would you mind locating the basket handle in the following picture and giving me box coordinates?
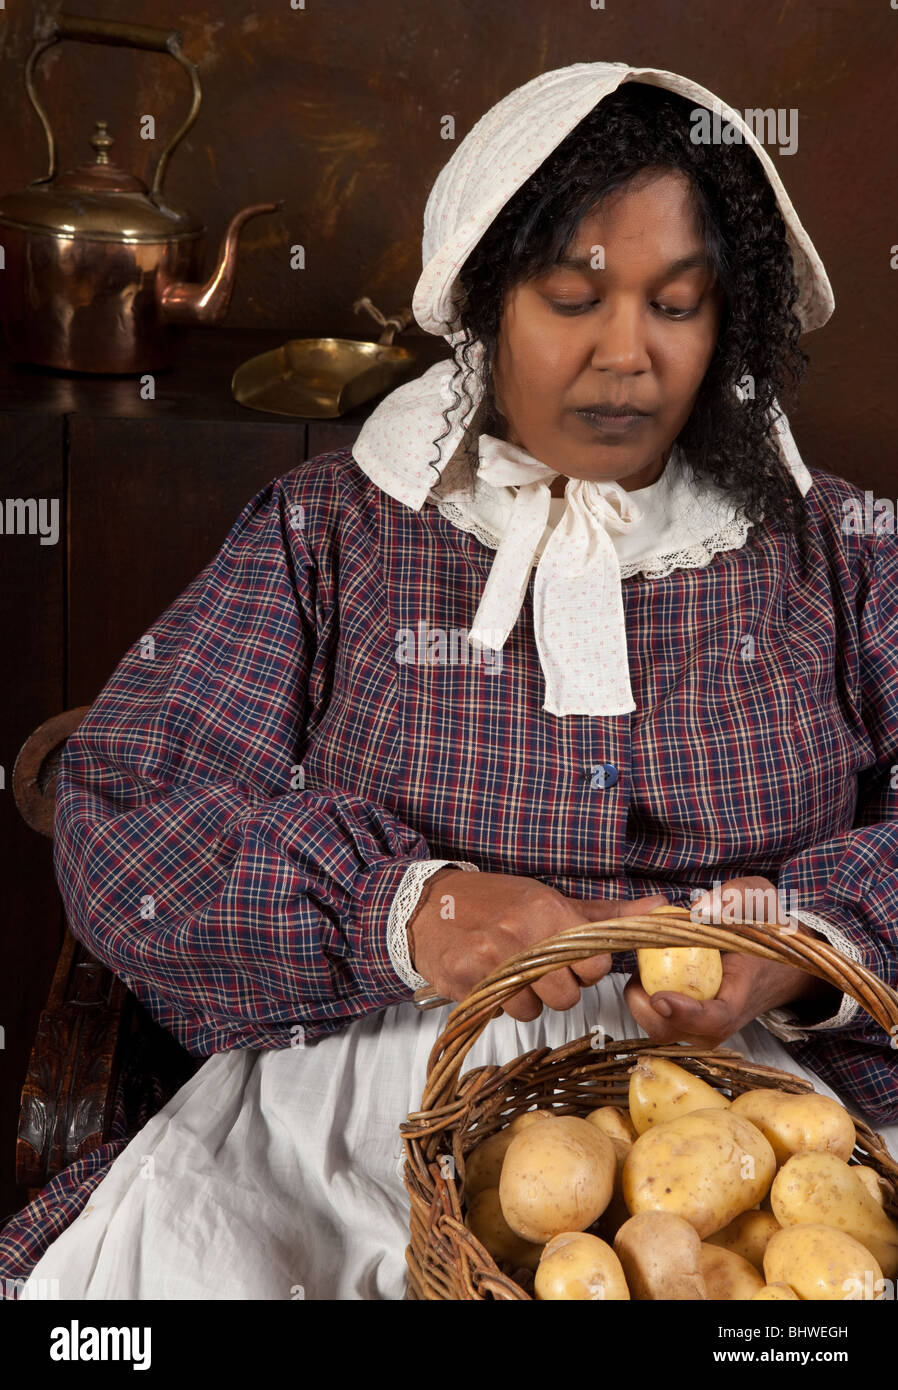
[417,908,898,1113]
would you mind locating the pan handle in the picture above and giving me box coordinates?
[353,298,414,345]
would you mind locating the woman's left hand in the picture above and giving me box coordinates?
[623,876,837,1047]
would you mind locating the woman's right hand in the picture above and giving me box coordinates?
[406,868,668,1022]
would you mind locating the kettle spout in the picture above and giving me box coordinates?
[158,200,285,325]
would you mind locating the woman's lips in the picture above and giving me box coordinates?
[575,408,650,435]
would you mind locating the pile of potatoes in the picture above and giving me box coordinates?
[461,1054,898,1300]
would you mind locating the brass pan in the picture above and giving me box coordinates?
[231,300,416,418]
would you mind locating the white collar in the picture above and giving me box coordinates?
[437,442,748,577]
[424,435,765,717]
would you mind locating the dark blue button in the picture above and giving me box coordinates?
[588,763,619,790]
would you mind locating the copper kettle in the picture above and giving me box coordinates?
[0,14,284,374]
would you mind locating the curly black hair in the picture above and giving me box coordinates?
[427,81,812,568]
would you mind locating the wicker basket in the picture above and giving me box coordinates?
[400,907,898,1300]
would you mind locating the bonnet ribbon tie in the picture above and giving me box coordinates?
[468,433,645,716]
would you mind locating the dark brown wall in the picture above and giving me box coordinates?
[1,2,896,486]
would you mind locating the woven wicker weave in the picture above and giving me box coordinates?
[400,907,898,1300]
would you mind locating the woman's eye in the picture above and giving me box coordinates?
[657,304,698,319]
[548,300,698,319]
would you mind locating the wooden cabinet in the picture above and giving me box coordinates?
[0,324,447,1220]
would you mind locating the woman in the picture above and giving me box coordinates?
[4,62,897,1299]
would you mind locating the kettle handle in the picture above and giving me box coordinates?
[25,13,202,199]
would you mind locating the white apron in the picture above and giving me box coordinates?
[24,973,898,1300]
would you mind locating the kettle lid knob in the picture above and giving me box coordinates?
[55,121,148,194]
[89,120,114,165]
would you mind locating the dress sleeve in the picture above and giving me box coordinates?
[52,478,469,1055]
[757,530,898,1122]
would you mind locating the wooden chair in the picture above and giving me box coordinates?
[13,708,199,1201]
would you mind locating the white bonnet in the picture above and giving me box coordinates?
[353,61,833,509]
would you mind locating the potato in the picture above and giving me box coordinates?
[585,1111,633,1233]
[464,1112,556,1199]
[464,1129,515,1198]
[628,1056,729,1135]
[853,1165,887,1207]
[590,1134,633,1244]
[764,1223,884,1301]
[700,1243,765,1300]
[730,1088,788,1132]
[584,1113,632,1182]
[622,1108,776,1238]
[508,1109,556,1133]
[771,1151,898,1278]
[586,1105,637,1146]
[751,1282,799,1301]
[499,1115,616,1244]
[706,1210,781,1271]
[534,1232,630,1300]
[614,1211,707,1300]
[464,1188,544,1271]
[605,1135,632,1176]
[637,946,722,1002]
[730,1089,856,1166]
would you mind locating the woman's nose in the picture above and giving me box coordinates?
[588,300,652,373]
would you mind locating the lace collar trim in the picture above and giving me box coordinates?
[426,450,754,580]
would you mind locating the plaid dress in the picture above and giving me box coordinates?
[3,445,897,1289]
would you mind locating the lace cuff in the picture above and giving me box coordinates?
[387,859,481,989]
[756,909,864,1042]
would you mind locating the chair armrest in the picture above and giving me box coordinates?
[16,930,131,1191]
[12,706,91,838]
[12,704,200,1197]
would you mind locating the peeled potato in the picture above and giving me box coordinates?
[637,946,722,1001]
[706,1210,781,1271]
[752,1282,800,1301]
[731,1089,856,1166]
[700,1243,765,1300]
[614,1211,707,1300]
[771,1151,898,1278]
[586,1105,637,1146]
[622,1109,776,1238]
[499,1115,616,1244]
[464,1187,544,1271]
[628,1056,730,1135]
[534,1232,630,1300]
[764,1223,884,1301]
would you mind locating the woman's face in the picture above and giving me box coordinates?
[491,168,724,498]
